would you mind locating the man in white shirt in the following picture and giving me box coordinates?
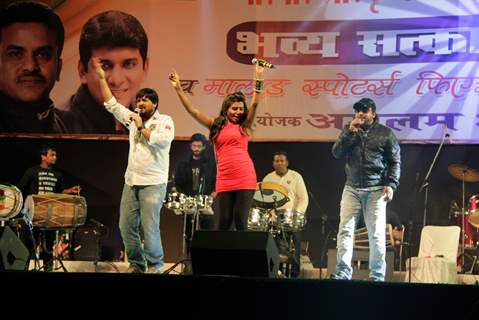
[262,151,308,277]
[91,57,174,273]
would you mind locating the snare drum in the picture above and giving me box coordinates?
[277,209,306,232]
[0,183,23,220]
[24,193,87,229]
[248,207,269,231]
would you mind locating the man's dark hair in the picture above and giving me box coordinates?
[136,88,158,105]
[40,145,56,157]
[273,151,288,159]
[191,133,207,145]
[79,10,148,69]
[0,1,65,58]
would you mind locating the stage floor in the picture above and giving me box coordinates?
[32,260,479,285]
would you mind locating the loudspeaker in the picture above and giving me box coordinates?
[191,231,279,277]
[0,225,30,270]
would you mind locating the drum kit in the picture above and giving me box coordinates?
[249,182,306,233]
[164,187,214,266]
[447,164,479,272]
[0,183,87,271]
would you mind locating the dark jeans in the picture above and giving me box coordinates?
[216,190,255,231]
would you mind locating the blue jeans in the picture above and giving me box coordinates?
[119,184,166,270]
[334,185,387,281]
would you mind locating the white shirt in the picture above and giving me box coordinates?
[262,169,309,213]
[104,97,174,186]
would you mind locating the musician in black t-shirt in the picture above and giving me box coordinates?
[18,145,80,271]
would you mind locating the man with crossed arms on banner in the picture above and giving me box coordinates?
[91,57,174,274]
[262,151,308,278]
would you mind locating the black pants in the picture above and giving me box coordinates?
[216,190,254,231]
[34,228,55,271]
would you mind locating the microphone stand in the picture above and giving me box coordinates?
[419,132,447,227]
[307,190,328,279]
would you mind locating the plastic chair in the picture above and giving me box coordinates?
[405,225,460,284]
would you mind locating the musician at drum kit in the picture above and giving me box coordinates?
[92,57,174,274]
[262,151,308,278]
[330,98,401,282]
[17,145,81,271]
[173,133,217,252]
[169,62,266,231]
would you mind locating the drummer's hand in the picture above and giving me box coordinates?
[64,185,81,195]
[210,191,217,199]
[383,186,393,202]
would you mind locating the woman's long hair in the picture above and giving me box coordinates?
[209,92,247,141]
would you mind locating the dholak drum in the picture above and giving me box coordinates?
[23,193,87,229]
[0,183,23,220]
[277,208,306,232]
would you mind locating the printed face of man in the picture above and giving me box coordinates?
[80,47,148,107]
[0,22,62,104]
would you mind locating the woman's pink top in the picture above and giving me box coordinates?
[214,122,257,192]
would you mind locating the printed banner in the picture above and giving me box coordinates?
[0,0,477,143]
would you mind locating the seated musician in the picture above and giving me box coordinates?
[17,145,81,271]
[262,151,309,278]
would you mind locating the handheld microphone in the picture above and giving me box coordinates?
[251,58,274,69]
[134,108,140,114]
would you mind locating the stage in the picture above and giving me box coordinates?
[3,267,479,319]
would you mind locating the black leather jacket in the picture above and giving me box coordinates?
[332,120,401,191]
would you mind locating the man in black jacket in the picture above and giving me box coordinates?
[330,98,401,281]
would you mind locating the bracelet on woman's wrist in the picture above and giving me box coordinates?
[254,79,264,93]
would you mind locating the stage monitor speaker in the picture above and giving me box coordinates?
[0,225,30,271]
[190,231,279,278]
[72,226,99,261]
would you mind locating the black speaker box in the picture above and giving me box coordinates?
[190,231,279,278]
[0,225,30,271]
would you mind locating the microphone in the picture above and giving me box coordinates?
[134,108,140,114]
[444,126,453,144]
[251,58,274,69]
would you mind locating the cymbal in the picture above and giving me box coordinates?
[448,164,479,182]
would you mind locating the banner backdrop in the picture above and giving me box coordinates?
[36,0,479,142]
